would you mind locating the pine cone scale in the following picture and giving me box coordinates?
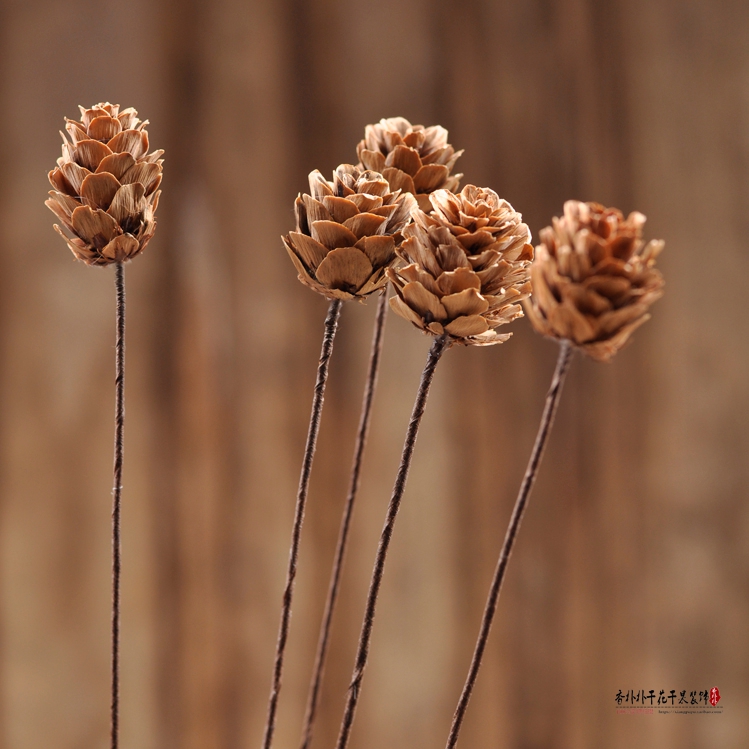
[357,268,388,297]
[44,194,75,228]
[107,130,148,159]
[60,162,90,193]
[74,140,113,171]
[302,194,331,223]
[288,232,328,270]
[108,184,146,226]
[387,145,421,174]
[88,115,122,141]
[96,152,135,180]
[322,195,359,223]
[401,281,448,322]
[71,206,119,249]
[561,283,611,315]
[310,220,358,249]
[399,263,440,294]
[80,172,120,210]
[356,235,395,267]
[413,164,449,193]
[315,247,373,292]
[382,167,415,194]
[65,121,89,144]
[344,213,387,239]
[442,287,489,317]
[348,193,383,212]
[359,149,387,173]
[120,161,158,189]
[102,234,139,262]
[444,314,489,337]
[598,304,648,336]
[436,267,481,295]
[389,294,425,327]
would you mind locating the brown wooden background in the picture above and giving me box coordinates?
[0,0,747,747]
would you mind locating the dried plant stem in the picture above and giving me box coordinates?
[300,290,389,749]
[262,298,343,749]
[336,334,450,749]
[111,262,125,749]
[445,340,574,749]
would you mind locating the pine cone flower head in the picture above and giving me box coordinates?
[46,102,163,265]
[283,164,417,301]
[387,185,533,346]
[357,117,463,213]
[525,200,665,362]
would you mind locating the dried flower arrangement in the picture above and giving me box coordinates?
[45,109,663,749]
[270,118,664,749]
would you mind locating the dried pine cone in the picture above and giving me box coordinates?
[46,102,163,265]
[357,117,462,213]
[525,200,664,361]
[387,186,533,346]
[283,164,417,301]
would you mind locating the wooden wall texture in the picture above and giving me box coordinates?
[0,0,747,747]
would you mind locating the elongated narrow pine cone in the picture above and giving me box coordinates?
[356,117,462,213]
[525,200,665,362]
[46,102,163,266]
[283,165,417,301]
[387,186,533,346]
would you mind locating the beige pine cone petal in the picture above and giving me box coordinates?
[284,164,417,301]
[356,117,463,213]
[525,200,664,361]
[46,102,163,266]
[388,185,532,346]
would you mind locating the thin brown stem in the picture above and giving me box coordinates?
[445,340,574,749]
[111,262,125,749]
[300,290,389,749]
[336,334,450,749]
[262,298,343,749]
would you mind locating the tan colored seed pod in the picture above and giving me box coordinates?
[356,117,463,213]
[46,102,163,266]
[525,200,664,362]
[283,164,417,301]
[387,185,533,346]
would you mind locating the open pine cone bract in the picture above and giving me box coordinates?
[525,200,664,361]
[357,117,462,213]
[283,164,417,301]
[387,186,533,345]
[46,102,163,265]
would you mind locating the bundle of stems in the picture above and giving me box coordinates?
[266,160,664,749]
[46,108,664,749]
[262,298,342,749]
[445,341,573,748]
[300,290,389,749]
